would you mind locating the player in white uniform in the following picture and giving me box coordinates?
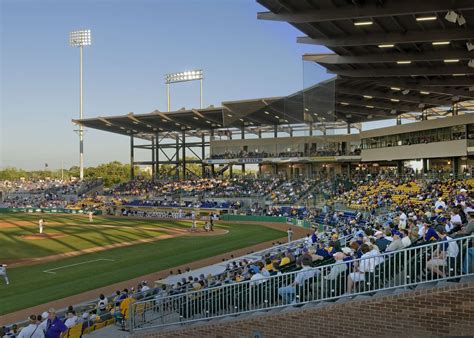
[39,219,44,234]
[0,264,9,285]
[88,211,93,223]
[191,212,197,231]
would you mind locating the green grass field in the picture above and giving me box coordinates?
[0,213,284,315]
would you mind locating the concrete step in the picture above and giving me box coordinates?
[372,289,395,298]
[302,301,322,309]
[460,275,474,283]
[335,297,351,304]
[392,288,410,296]
[266,307,284,315]
[436,280,459,288]
[415,282,438,290]
[354,295,372,301]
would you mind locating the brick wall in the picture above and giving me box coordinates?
[136,281,474,338]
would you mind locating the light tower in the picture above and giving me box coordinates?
[165,70,204,111]
[69,29,91,180]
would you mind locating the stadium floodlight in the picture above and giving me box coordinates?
[353,20,373,26]
[416,15,437,21]
[69,29,92,181]
[164,70,203,111]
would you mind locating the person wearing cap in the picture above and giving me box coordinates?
[423,221,440,242]
[278,256,315,304]
[454,188,468,207]
[37,312,49,333]
[44,308,67,338]
[0,264,9,285]
[17,315,44,338]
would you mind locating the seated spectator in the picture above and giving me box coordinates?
[374,230,391,252]
[346,244,382,294]
[323,252,347,281]
[426,226,459,278]
[278,257,316,304]
[64,311,78,328]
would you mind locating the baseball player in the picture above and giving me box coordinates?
[39,219,44,234]
[88,211,94,223]
[191,211,197,231]
[0,264,9,285]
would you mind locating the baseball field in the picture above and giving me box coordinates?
[0,213,286,316]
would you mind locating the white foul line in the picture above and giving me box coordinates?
[43,258,115,274]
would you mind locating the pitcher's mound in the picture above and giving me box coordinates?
[21,233,67,240]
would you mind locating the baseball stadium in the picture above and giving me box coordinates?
[1,0,474,337]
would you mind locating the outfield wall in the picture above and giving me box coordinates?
[220,214,287,223]
[0,207,102,215]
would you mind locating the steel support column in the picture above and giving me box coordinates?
[130,135,135,179]
[210,129,215,177]
[151,137,156,179]
[241,127,245,174]
[422,158,428,173]
[182,131,186,179]
[175,134,180,178]
[155,132,160,180]
[453,157,459,174]
[201,134,206,177]
[397,160,403,175]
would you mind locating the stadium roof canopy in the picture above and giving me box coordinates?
[257,0,474,122]
[73,83,357,139]
[76,0,474,139]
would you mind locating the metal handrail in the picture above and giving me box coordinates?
[129,234,474,333]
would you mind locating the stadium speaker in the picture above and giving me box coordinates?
[444,10,458,23]
[457,14,466,26]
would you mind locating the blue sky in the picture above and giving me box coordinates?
[1,0,386,170]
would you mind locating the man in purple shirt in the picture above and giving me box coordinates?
[45,308,68,338]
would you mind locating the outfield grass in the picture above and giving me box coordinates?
[0,214,284,315]
[0,214,190,260]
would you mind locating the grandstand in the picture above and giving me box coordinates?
[2,1,474,337]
